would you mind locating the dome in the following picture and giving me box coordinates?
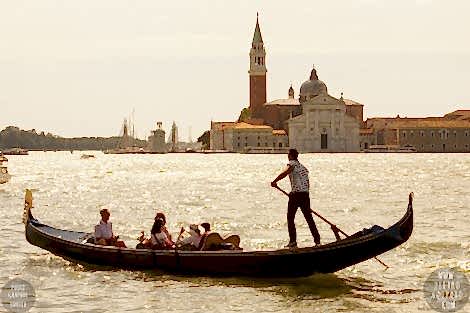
[299,80,327,98]
[299,67,328,102]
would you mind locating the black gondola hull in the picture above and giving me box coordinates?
[24,200,413,277]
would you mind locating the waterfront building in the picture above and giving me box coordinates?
[363,111,470,152]
[210,121,288,152]
[287,67,361,152]
[168,121,179,152]
[147,122,167,153]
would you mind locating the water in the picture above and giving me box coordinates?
[1,152,469,312]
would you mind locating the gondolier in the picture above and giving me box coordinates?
[271,148,321,248]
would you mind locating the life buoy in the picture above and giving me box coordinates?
[1,168,7,174]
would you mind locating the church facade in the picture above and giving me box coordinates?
[287,68,360,152]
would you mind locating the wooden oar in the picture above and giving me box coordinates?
[273,185,389,269]
[173,227,185,250]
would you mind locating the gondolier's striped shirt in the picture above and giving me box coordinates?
[288,160,310,193]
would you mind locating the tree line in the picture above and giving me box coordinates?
[0,126,146,151]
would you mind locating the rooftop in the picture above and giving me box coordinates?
[233,122,272,130]
[265,98,300,106]
[343,99,364,106]
[387,119,470,129]
[211,122,237,130]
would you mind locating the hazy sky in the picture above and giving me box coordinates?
[1,0,469,139]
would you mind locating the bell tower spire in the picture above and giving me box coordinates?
[248,13,267,118]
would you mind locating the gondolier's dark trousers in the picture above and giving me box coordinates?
[287,192,321,244]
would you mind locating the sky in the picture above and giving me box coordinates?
[1,0,469,140]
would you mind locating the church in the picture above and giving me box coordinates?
[211,15,362,153]
[287,67,360,152]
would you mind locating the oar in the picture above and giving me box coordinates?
[173,227,185,251]
[273,185,389,269]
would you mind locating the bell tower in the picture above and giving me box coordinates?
[248,13,267,118]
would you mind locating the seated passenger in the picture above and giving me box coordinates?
[150,218,174,249]
[136,212,173,249]
[198,222,212,250]
[136,230,151,249]
[177,224,202,250]
[94,209,126,248]
[155,212,172,241]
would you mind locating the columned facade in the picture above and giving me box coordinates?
[287,68,360,152]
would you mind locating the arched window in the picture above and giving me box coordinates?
[279,143,283,148]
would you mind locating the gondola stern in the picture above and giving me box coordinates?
[400,192,414,242]
[387,192,414,244]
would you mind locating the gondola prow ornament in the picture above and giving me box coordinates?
[23,189,33,225]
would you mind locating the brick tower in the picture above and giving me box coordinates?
[248,13,267,119]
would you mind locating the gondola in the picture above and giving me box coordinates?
[23,191,413,277]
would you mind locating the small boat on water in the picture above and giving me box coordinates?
[2,148,29,155]
[80,154,95,159]
[0,154,11,184]
[363,145,417,153]
[23,191,413,277]
[104,147,148,154]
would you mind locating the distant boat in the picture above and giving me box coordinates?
[80,154,95,159]
[2,148,29,155]
[241,147,290,154]
[363,145,417,153]
[0,153,11,184]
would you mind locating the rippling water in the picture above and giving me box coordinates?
[1,152,469,312]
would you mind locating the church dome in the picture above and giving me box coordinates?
[299,67,328,102]
[299,80,327,97]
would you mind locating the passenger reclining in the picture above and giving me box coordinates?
[197,223,242,251]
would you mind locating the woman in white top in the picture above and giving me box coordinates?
[150,218,174,249]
